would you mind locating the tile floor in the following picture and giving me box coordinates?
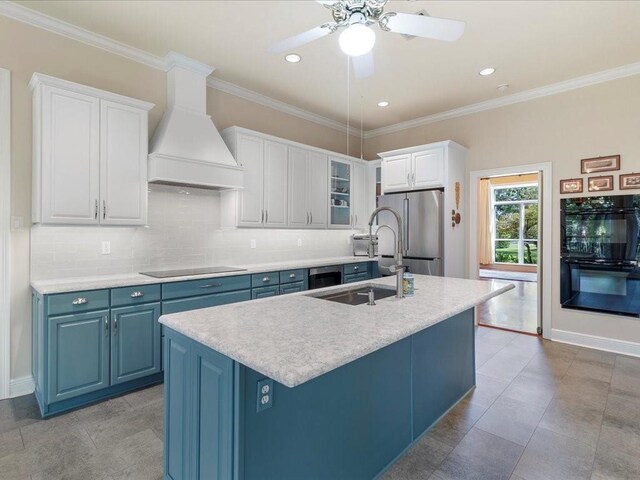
[1,327,640,479]
[477,279,538,334]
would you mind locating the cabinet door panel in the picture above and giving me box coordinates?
[263,141,288,227]
[100,100,148,225]
[237,134,264,226]
[288,147,310,227]
[309,152,328,227]
[382,154,411,193]
[251,286,279,299]
[412,149,444,188]
[352,162,370,228]
[329,158,351,228]
[47,310,109,403]
[41,86,100,224]
[111,303,161,385]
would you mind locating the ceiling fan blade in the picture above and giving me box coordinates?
[385,12,465,42]
[351,52,374,79]
[269,25,332,53]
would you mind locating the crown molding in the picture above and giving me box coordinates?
[0,1,359,137]
[165,51,214,76]
[208,77,362,137]
[4,1,640,141]
[364,61,640,138]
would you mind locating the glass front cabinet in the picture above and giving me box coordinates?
[329,158,352,228]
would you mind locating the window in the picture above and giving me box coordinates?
[492,185,538,264]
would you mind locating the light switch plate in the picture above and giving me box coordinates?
[297,238,302,247]
[101,241,111,255]
[10,216,23,230]
[256,378,274,412]
[250,239,257,249]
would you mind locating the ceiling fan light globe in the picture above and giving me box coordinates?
[339,23,376,56]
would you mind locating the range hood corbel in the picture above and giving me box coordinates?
[148,52,243,190]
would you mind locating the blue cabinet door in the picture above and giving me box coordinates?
[111,303,161,385]
[279,281,305,295]
[47,310,110,404]
[251,285,279,299]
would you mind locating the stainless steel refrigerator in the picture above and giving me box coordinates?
[376,189,444,276]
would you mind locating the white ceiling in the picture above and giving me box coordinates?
[15,0,640,131]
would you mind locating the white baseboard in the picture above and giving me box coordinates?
[551,329,640,358]
[9,375,35,398]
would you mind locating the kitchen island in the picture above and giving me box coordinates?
[160,275,513,480]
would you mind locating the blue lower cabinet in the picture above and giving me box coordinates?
[47,310,110,404]
[343,272,370,284]
[111,303,161,385]
[164,329,234,480]
[279,281,305,295]
[162,290,251,315]
[251,285,279,299]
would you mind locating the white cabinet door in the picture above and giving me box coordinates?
[308,152,328,228]
[381,154,411,193]
[236,134,264,227]
[412,148,444,189]
[41,85,100,224]
[99,100,148,225]
[352,162,369,228]
[263,141,288,227]
[288,147,310,227]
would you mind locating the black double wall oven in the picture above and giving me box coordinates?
[561,194,640,317]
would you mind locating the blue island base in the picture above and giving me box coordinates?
[164,309,475,480]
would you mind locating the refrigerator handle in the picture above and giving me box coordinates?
[403,197,409,255]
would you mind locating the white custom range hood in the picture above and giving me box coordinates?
[148,53,242,190]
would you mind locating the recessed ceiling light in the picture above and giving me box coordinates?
[497,84,509,92]
[377,101,389,107]
[479,67,496,76]
[285,53,301,63]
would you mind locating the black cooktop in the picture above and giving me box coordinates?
[139,266,247,278]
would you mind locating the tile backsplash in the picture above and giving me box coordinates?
[31,184,359,280]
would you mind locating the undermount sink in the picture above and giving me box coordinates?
[311,286,397,306]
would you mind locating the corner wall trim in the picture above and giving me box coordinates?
[9,375,35,398]
[0,67,11,400]
[552,329,640,358]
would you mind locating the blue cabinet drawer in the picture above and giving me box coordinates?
[343,272,370,284]
[47,289,110,316]
[252,286,280,299]
[162,290,251,315]
[343,263,368,276]
[279,281,305,295]
[111,284,161,307]
[162,275,251,300]
[279,269,306,284]
[251,272,279,288]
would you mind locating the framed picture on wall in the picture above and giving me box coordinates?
[560,178,583,194]
[581,155,620,174]
[620,173,640,190]
[588,175,614,192]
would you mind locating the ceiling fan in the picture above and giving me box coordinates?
[269,0,465,78]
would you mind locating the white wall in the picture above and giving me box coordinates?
[31,184,357,281]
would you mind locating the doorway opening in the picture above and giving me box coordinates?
[472,168,547,335]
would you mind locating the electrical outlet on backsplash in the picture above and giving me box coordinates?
[30,184,359,280]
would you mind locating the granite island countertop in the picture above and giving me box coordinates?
[159,275,514,388]
[31,256,374,294]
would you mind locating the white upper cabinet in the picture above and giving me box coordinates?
[308,152,328,228]
[381,154,412,193]
[287,148,328,229]
[30,74,154,225]
[380,147,445,193]
[351,162,370,228]
[263,141,288,227]
[221,132,288,228]
[329,158,352,229]
[99,100,148,225]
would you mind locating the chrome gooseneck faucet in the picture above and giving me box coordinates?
[368,207,405,298]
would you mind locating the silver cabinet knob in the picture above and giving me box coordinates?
[289,273,296,279]
[354,266,359,271]
[130,291,144,298]
[72,297,88,305]
[262,276,270,282]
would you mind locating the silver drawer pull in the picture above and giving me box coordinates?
[289,273,296,279]
[130,291,144,298]
[72,297,88,305]
[262,276,270,282]
[200,283,222,289]
[354,266,359,271]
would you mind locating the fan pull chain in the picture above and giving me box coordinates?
[346,55,350,156]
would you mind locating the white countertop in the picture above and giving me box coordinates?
[159,275,514,388]
[31,256,374,294]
